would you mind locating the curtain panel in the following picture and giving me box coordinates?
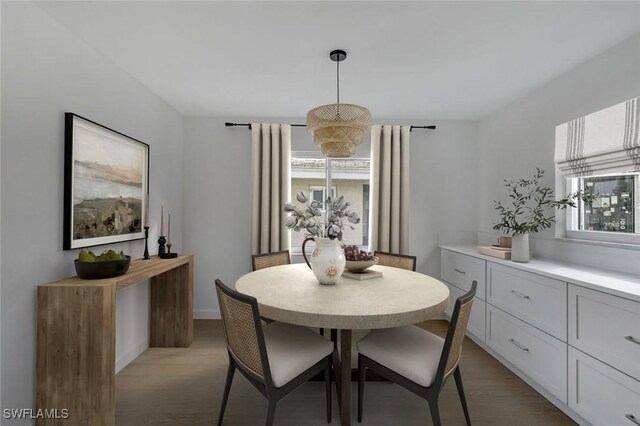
[369,125,411,254]
[555,96,639,178]
[250,123,291,255]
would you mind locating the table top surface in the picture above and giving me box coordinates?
[235,264,450,330]
[39,254,193,290]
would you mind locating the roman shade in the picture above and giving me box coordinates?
[554,96,639,178]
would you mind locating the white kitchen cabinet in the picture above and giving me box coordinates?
[440,245,640,426]
[568,347,640,426]
[487,305,567,403]
[568,284,640,381]
[442,250,486,300]
[488,262,567,341]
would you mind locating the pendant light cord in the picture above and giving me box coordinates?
[336,56,340,116]
[336,59,340,105]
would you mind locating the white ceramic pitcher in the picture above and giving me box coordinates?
[302,237,346,285]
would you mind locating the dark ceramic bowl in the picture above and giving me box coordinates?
[74,256,131,280]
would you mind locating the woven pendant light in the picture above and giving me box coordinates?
[306,50,371,158]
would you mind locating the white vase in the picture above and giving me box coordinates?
[302,237,345,285]
[511,233,530,263]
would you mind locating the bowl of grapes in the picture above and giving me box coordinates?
[343,245,378,272]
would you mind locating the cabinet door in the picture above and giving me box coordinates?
[444,282,486,342]
[487,306,567,403]
[568,347,640,426]
[442,250,486,300]
[568,285,640,381]
[488,263,566,341]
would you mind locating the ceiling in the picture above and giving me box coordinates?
[37,1,640,120]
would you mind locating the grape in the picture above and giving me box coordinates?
[342,244,374,261]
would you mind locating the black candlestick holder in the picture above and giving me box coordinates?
[158,235,166,256]
[143,226,150,260]
[158,237,178,259]
[163,243,178,258]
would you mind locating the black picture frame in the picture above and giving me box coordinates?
[64,113,150,250]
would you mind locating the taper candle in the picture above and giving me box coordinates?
[168,213,171,245]
[144,193,149,225]
[160,205,164,235]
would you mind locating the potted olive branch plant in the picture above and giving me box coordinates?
[493,168,594,262]
[284,191,361,284]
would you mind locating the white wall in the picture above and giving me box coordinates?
[183,117,478,318]
[1,2,184,418]
[477,33,640,274]
[0,0,3,413]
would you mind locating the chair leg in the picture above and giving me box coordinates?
[325,359,332,423]
[454,366,472,425]
[427,396,442,426]
[218,361,235,426]
[357,354,366,423]
[265,398,277,426]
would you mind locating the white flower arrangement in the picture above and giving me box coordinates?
[283,191,361,240]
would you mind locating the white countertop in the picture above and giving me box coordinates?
[440,244,640,303]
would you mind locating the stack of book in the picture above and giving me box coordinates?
[342,270,383,280]
[477,245,512,260]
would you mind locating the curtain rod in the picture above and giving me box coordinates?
[225,122,436,131]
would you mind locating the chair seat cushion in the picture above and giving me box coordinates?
[264,322,333,388]
[357,325,444,387]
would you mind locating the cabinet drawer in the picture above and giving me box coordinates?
[568,285,640,381]
[487,263,567,341]
[442,250,486,300]
[487,306,567,403]
[569,347,640,426]
[444,282,486,342]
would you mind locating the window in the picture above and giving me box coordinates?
[309,186,336,204]
[554,97,640,246]
[564,172,640,245]
[290,153,371,251]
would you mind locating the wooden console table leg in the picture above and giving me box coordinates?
[36,283,116,426]
[150,260,194,347]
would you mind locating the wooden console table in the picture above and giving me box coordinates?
[36,254,194,425]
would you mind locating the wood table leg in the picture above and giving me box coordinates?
[150,261,194,347]
[339,329,352,426]
[330,329,340,402]
[36,283,116,426]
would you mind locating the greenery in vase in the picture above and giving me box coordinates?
[284,191,361,240]
[493,168,594,235]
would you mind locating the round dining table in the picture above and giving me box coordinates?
[235,263,450,426]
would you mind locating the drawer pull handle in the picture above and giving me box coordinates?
[454,268,466,275]
[510,290,530,300]
[626,414,640,425]
[508,338,530,352]
[625,336,640,346]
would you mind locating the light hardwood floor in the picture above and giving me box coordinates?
[116,320,576,425]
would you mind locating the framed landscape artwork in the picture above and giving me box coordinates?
[64,113,149,250]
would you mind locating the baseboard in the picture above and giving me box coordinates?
[194,309,220,319]
[116,339,148,374]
